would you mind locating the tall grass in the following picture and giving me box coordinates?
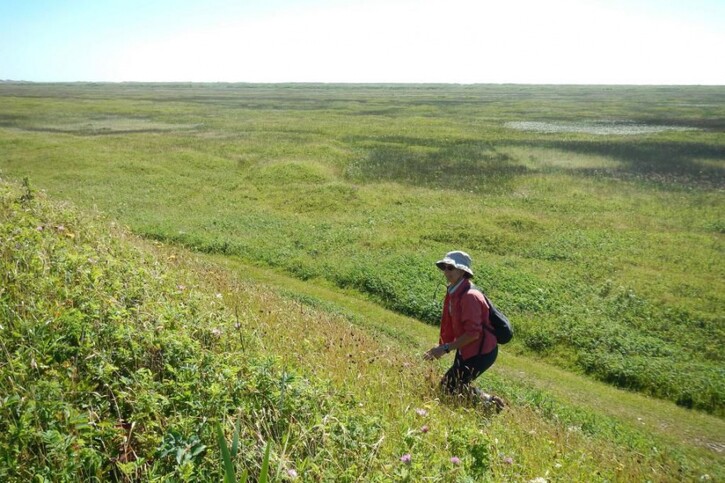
[0,180,381,480]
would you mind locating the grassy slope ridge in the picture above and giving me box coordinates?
[0,180,389,481]
[2,181,723,482]
[0,83,722,415]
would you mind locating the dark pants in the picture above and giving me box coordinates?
[441,346,498,396]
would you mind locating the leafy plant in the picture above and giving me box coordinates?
[158,430,207,467]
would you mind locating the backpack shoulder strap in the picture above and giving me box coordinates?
[466,283,492,355]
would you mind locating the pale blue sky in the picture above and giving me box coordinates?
[2,0,723,84]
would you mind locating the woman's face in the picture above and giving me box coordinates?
[441,265,464,285]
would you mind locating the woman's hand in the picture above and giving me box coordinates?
[423,345,446,361]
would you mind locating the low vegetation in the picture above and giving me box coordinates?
[2,176,723,481]
[0,83,722,415]
[0,180,387,480]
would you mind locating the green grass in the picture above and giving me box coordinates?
[0,82,723,417]
[0,180,391,481]
[2,178,723,481]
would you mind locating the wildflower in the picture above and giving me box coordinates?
[211,328,222,337]
[287,468,298,479]
[420,425,429,433]
[415,408,428,417]
[450,456,461,465]
[503,456,513,465]
[400,453,411,464]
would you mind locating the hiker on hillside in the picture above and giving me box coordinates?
[424,250,504,409]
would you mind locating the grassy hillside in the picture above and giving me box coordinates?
[2,178,724,481]
[0,179,391,481]
[0,83,723,416]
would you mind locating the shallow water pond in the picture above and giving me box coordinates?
[505,120,698,135]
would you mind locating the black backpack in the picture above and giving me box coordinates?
[469,284,513,345]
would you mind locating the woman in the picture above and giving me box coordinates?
[424,250,504,409]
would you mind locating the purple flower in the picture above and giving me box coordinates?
[400,453,412,464]
[420,425,429,433]
[450,456,461,465]
[287,468,298,479]
[415,408,428,417]
[503,456,514,465]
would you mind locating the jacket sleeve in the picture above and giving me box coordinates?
[460,292,485,337]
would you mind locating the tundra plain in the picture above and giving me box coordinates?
[1,83,723,481]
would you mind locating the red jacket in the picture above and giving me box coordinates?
[439,279,497,360]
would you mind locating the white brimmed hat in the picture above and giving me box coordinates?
[435,250,473,277]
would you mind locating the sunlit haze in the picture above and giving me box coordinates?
[2,0,723,84]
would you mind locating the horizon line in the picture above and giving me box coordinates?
[2,80,724,87]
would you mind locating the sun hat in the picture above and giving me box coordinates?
[435,250,474,277]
